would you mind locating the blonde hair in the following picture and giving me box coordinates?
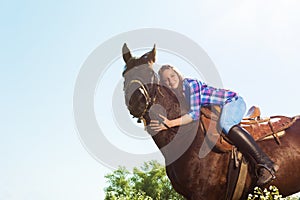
[158,65,184,93]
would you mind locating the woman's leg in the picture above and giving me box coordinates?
[219,96,278,186]
[219,96,246,134]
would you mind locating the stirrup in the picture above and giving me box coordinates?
[255,163,276,180]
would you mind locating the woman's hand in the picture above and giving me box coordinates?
[149,114,193,132]
[149,114,171,132]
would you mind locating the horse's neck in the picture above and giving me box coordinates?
[148,86,209,159]
[152,87,228,156]
[152,120,227,169]
[157,86,188,118]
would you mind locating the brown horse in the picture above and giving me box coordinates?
[121,43,300,200]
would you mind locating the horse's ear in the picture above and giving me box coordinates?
[122,43,132,64]
[148,44,156,63]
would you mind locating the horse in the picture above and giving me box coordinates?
[121,43,300,200]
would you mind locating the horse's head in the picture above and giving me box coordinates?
[122,43,158,122]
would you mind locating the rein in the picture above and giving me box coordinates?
[124,72,171,130]
[125,77,158,124]
[128,79,152,120]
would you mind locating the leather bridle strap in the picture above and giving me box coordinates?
[127,79,152,120]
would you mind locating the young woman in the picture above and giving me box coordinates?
[149,64,279,186]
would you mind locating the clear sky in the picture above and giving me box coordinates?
[1,1,300,199]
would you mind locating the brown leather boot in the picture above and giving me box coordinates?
[227,125,279,186]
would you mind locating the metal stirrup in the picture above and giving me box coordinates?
[255,163,276,180]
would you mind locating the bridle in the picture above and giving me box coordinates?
[124,72,159,124]
[127,79,152,120]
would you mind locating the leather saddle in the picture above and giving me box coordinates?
[200,105,296,152]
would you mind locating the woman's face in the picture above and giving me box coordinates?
[161,68,180,90]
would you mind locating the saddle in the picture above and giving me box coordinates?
[200,106,297,200]
[200,105,296,152]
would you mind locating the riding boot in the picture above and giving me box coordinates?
[227,125,279,186]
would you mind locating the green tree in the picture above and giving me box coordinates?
[104,160,185,200]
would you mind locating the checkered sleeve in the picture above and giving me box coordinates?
[184,78,237,121]
[185,79,201,121]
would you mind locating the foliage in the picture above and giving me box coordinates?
[104,160,185,200]
[104,163,300,200]
[247,186,299,200]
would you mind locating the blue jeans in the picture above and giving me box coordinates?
[219,96,246,134]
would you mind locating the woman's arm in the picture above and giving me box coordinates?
[186,79,201,121]
[149,114,193,132]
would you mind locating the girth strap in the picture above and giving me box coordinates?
[225,148,248,200]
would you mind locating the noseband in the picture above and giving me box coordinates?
[124,74,158,123]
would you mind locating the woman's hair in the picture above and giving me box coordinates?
[158,64,184,93]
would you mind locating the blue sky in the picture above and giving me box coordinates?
[1,1,300,199]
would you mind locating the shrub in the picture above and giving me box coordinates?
[247,186,299,200]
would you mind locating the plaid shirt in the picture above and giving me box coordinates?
[183,78,237,120]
